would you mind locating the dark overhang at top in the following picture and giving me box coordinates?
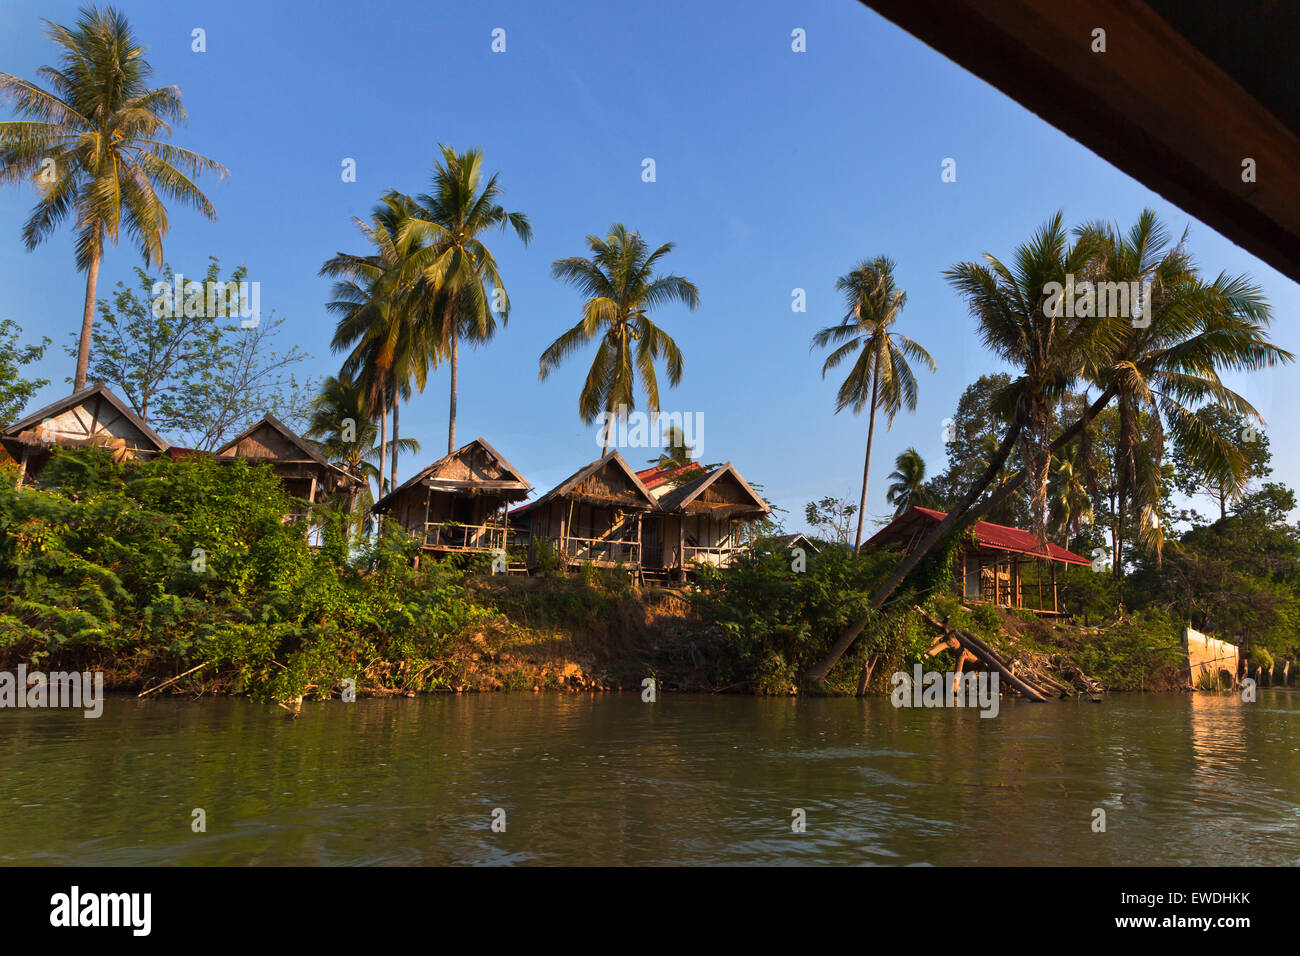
[859,0,1300,282]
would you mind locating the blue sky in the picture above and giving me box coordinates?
[2,0,1296,535]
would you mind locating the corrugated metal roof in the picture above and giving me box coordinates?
[872,506,1092,566]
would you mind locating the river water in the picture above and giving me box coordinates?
[2,691,1297,865]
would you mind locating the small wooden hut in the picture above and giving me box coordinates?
[214,415,361,519]
[512,451,656,570]
[1,385,169,485]
[371,437,531,556]
[863,505,1092,615]
[642,462,770,575]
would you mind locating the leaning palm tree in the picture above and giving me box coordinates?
[401,146,532,454]
[884,448,931,516]
[539,224,698,451]
[1075,210,1293,582]
[0,6,226,391]
[807,213,1109,684]
[812,256,935,550]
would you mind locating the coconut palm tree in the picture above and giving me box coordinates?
[884,447,930,516]
[1075,210,1293,583]
[400,146,531,454]
[0,6,226,391]
[812,256,935,550]
[304,373,420,519]
[807,214,1108,684]
[1047,448,1092,550]
[539,224,698,451]
[321,193,435,497]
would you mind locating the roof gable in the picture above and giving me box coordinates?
[2,384,168,453]
[656,463,769,517]
[516,451,657,514]
[373,436,531,513]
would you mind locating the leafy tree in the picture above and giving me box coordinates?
[1171,403,1272,524]
[0,5,226,391]
[804,496,857,547]
[0,319,50,424]
[69,257,315,449]
[540,224,697,451]
[811,256,935,549]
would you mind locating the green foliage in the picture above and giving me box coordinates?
[74,257,317,449]
[0,449,492,700]
[0,318,49,425]
[687,545,912,693]
[1074,609,1185,691]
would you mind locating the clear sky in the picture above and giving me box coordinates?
[2,0,1296,535]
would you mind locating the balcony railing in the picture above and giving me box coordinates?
[558,535,640,566]
[422,522,509,552]
[682,544,745,568]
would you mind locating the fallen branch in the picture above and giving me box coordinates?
[137,661,212,698]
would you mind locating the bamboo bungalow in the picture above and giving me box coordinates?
[639,462,770,576]
[512,451,656,570]
[214,415,361,519]
[864,505,1091,615]
[1,384,169,485]
[371,437,531,557]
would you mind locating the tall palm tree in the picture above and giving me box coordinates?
[539,223,698,451]
[884,447,931,516]
[807,214,1108,683]
[812,256,935,550]
[0,6,226,391]
[1076,210,1293,583]
[321,193,435,497]
[401,146,532,454]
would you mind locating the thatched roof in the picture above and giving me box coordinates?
[215,414,360,486]
[655,462,769,520]
[512,450,656,515]
[2,384,168,456]
[373,436,531,514]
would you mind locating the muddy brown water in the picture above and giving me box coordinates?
[2,691,1297,865]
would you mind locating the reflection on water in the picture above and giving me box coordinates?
[1,691,1297,865]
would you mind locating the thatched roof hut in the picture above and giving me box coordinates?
[372,437,530,554]
[2,385,168,484]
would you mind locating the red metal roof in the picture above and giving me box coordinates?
[871,506,1092,566]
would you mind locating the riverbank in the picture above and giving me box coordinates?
[0,448,1225,702]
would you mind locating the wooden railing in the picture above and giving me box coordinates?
[422,522,509,552]
[682,544,745,568]
[559,535,640,566]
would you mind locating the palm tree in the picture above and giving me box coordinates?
[321,193,435,497]
[305,373,419,531]
[401,146,532,454]
[0,6,226,391]
[812,256,935,550]
[885,448,931,516]
[807,214,1108,683]
[539,224,698,450]
[1047,448,1092,550]
[1075,210,1293,583]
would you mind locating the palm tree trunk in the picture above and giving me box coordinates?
[391,391,400,493]
[377,397,388,501]
[805,387,1115,685]
[73,245,102,392]
[447,331,458,454]
[853,377,880,551]
[602,401,614,454]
